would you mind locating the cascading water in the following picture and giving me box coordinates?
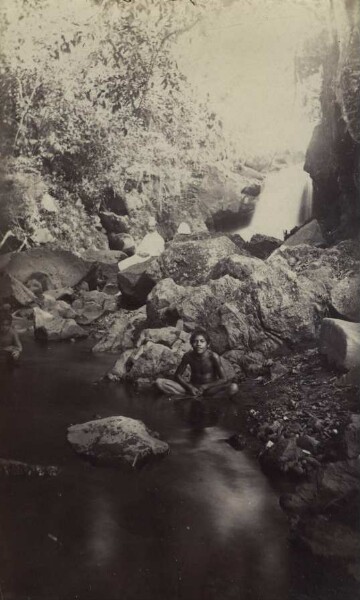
[238,163,313,241]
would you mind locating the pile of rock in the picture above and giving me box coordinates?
[0,248,122,342]
[247,349,359,478]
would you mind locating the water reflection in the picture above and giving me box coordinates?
[0,340,319,600]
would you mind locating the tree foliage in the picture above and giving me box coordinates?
[0,0,228,212]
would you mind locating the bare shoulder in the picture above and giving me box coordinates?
[210,350,221,363]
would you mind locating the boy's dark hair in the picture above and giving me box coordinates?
[190,327,210,346]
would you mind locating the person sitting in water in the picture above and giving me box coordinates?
[0,311,22,363]
[156,327,238,397]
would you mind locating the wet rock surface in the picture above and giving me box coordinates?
[67,416,169,467]
[0,458,59,478]
[33,307,88,341]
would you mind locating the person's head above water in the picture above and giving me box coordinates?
[190,327,210,354]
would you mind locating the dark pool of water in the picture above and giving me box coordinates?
[0,339,357,600]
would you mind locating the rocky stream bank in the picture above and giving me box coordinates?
[0,219,359,585]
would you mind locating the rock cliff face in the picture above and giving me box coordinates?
[305,0,360,240]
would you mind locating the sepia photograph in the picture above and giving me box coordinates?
[0,0,359,598]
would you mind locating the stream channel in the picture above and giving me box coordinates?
[0,338,356,600]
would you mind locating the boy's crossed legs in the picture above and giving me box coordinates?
[156,378,238,398]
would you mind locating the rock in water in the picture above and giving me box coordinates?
[33,307,87,341]
[71,290,118,325]
[126,341,179,381]
[344,415,360,459]
[0,458,59,478]
[319,318,360,370]
[67,416,169,467]
[92,307,147,353]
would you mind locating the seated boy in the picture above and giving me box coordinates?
[0,312,22,363]
[156,327,238,397]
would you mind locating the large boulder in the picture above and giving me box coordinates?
[0,272,37,307]
[283,219,325,247]
[330,274,360,321]
[156,196,208,241]
[269,240,359,279]
[241,183,261,197]
[42,294,77,319]
[246,234,281,259]
[280,459,360,573]
[0,248,90,289]
[319,318,360,370]
[72,290,118,325]
[92,307,147,353]
[107,349,135,380]
[33,307,87,341]
[196,163,262,229]
[136,325,190,349]
[108,233,135,255]
[212,255,327,350]
[67,416,169,468]
[281,459,360,516]
[81,249,127,286]
[117,256,163,306]
[148,250,329,356]
[260,436,304,476]
[159,234,240,285]
[99,211,130,234]
[268,240,360,307]
[127,342,179,381]
[107,328,191,382]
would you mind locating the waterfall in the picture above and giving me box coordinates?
[238,163,313,241]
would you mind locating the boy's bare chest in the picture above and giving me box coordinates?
[189,354,214,375]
